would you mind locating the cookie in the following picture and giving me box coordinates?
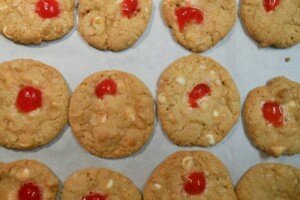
[243,77,300,157]
[0,0,74,45]
[236,163,300,200]
[144,151,237,199]
[69,70,155,158]
[157,54,240,147]
[78,0,152,51]
[0,159,60,200]
[61,168,142,200]
[162,0,237,52]
[240,0,300,48]
[0,59,70,149]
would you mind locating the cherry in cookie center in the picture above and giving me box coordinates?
[82,192,108,200]
[262,101,283,127]
[183,171,206,195]
[36,0,61,19]
[175,6,204,31]
[121,0,140,18]
[188,83,211,108]
[16,86,43,113]
[18,181,42,200]
[95,79,117,99]
[263,0,280,12]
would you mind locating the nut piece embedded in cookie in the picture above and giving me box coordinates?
[0,59,70,150]
[61,168,142,200]
[236,163,300,200]
[0,160,60,200]
[69,70,155,158]
[0,0,74,44]
[157,54,241,147]
[162,0,237,52]
[144,151,237,199]
[243,76,300,157]
[78,0,152,51]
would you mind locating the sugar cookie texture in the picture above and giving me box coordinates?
[243,77,300,157]
[0,0,74,44]
[157,54,241,147]
[69,70,155,158]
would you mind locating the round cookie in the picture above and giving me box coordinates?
[243,77,300,157]
[0,160,60,200]
[241,0,300,48]
[61,168,142,200]
[78,0,152,51]
[69,70,155,158]
[0,59,70,149]
[0,0,74,45]
[236,163,300,200]
[144,151,237,199]
[162,0,237,52]
[157,54,241,147]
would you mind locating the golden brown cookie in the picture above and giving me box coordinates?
[243,77,300,157]
[157,54,241,147]
[78,0,152,51]
[162,0,237,52]
[61,168,142,200]
[0,59,70,150]
[144,151,237,199]
[240,0,300,48]
[236,163,300,200]
[0,160,60,200]
[69,70,155,158]
[0,0,74,45]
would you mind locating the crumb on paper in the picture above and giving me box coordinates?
[285,57,291,62]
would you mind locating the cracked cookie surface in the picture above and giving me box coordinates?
[236,163,300,200]
[157,54,240,147]
[241,0,300,48]
[78,0,152,51]
[0,59,70,149]
[162,0,237,52]
[69,70,154,158]
[0,160,59,200]
[0,0,74,45]
[61,168,142,200]
[143,151,237,200]
[243,77,300,157]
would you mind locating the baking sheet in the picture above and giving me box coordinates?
[0,0,299,192]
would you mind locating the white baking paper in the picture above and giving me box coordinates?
[0,0,299,193]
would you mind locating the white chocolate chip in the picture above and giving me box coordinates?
[91,16,105,34]
[176,77,186,85]
[210,70,218,79]
[15,168,30,180]
[106,179,114,189]
[100,114,107,123]
[153,183,162,190]
[158,94,166,103]
[125,108,136,121]
[206,134,216,145]
[0,5,8,10]
[271,146,285,156]
[213,110,220,117]
[199,64,206,70]
[287,101,297,108]
[115,0,123,4]
[215,79,222,86]
[182,156,194,170]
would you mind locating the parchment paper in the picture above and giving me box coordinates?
[0,0,299,192]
